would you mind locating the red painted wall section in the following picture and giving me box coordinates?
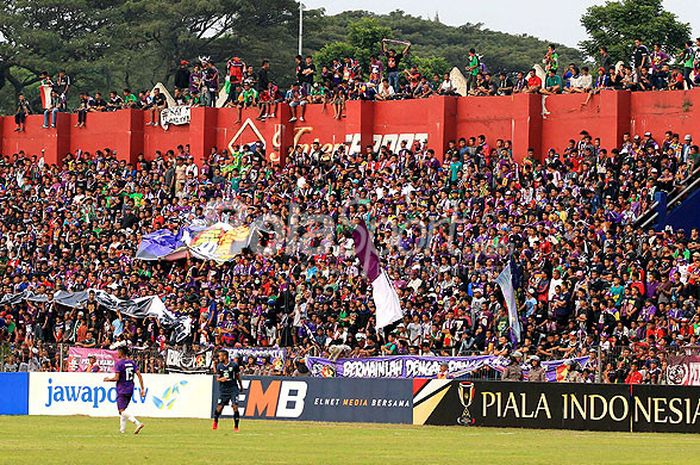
[2,91,700,166]
[631,90,699,140]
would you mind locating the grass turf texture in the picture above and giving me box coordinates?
[1,416,698,465]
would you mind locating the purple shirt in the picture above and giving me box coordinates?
[114,359,138,396]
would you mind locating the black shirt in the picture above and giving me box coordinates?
[386,53,403,73]
[634,45,650,69]
[256,68,269,92]
[217,361,240,391]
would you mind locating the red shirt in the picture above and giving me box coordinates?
[527,75,542,88]
[625,371,643,384]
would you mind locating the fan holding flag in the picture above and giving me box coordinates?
[351,219,404,331]
[495,255,522,345]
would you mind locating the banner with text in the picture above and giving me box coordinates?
[306,355,588,381]
[667,355,700,386]
[165,348,213,374]
[413,380,700,433]
[213,376,412,424]
[160,105,191,130]
[29,372,212,418]
[66,347,117,373]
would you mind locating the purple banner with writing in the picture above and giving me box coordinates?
[306,355,589,381]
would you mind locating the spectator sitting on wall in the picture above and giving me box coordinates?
[525,69,542,93]
[286,82,307,123]
[147,87,167,127]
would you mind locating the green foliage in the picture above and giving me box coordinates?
[579,0,691,63]
[0,4,585,112]
[408,55,451,79]
[314,42,362,70]
[348,18,392,51]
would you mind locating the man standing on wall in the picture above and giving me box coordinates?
[465,48,480,93]
[632,38,650,79]
[382,39,410,93]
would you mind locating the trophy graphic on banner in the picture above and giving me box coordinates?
[457,381,475,426]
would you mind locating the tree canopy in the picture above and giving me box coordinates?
[0,3,585,112]
[579,0,691,63]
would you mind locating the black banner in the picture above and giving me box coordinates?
[212,376,412,424]
[415,380,700,433]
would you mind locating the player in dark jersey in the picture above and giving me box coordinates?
[103,346,146,434]
[213,350,243,431]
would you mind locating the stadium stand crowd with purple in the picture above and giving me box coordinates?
[0,122,699,383]
[3,34,700,384]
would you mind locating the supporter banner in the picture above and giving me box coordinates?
[188,222,254,263]
[306,355,589,381]
[213,376,412,424]
[160,105,191,130]
[66,347,117,373]
[135,222,254,263]
[165,347,213,374]
[28,372,212,418]
[413,380,700,433]
[226,347,286,365]
[0,373,29,415]
[667,355,700,386]
[0,289,190,343]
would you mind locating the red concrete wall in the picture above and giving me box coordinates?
[3,91,700,166]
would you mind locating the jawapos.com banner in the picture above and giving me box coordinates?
[28,372,212,418]
[413,380,700,433]
[213,376,413,424]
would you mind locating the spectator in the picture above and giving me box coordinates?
[14,93,31,132]
[42,90,61,129]
[286,82,307,122]
[147,87,167,126]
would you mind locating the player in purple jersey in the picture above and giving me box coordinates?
[103,346,146,434]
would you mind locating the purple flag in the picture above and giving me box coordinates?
[352,220,403,330]
[352,220,380,281]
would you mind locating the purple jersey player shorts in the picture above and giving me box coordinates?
[117,394,132,411]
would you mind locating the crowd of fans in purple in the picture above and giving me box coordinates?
[0,122,699,383]
[4,37,700,382]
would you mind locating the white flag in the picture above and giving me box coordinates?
[371,270,404,330]
[496,262,520,342]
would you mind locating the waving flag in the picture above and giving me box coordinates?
[352,220,403,330]
[496,261,520,342]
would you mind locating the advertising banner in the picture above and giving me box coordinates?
[66,347,117,373]
[307,355,588,381]
[413,380,700,433]
[165,347,213,374]
[631,384,700,433]
[0,373,29,415]
[28,372,212,418]
[213,376,413,424]
[667,355,700,386]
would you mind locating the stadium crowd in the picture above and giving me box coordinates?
[0,122,699,383]
[14,37,700,132]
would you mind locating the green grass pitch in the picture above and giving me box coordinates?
[0,416,698,465]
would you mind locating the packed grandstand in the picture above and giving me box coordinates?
[2,36,700,387]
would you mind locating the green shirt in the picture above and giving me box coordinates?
[545,75,562,89]
[468,55,479,76]
[238,88,258,104]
